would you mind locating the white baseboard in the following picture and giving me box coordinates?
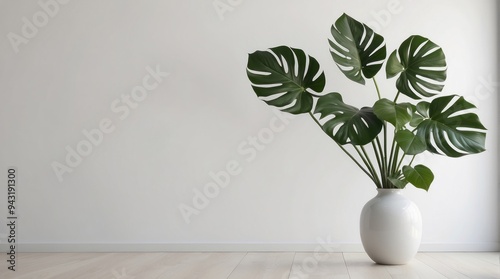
[419,242,500,252]
[1,242,499,253]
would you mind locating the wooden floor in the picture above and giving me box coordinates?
[1,252,499,279]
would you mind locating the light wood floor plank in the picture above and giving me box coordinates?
[60,252,166,279]
[426,253,500,279]
[15,253,157,279]
[468,252,500,266]
[151,252,246,279]
[415,253,471,279]
[1,253,107,279]
[227,252,294,279]
[383,257,448,279]
[343,253,393,279]
[2,252,247,279]
[289,252,350,279]
[103,252,180,278]
[2,252,499,278]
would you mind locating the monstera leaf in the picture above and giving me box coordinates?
[388,170,408,189]
[386,35,447,99]
[395,130,426,155]
[415,95,486,157]
[314,93,383,145]
[409,104,426,127]
[328,13,386,84]
[246,46,326,114]
[403,165,434,191]
[373,99,412,130]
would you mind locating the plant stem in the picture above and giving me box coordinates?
[393,91,401,102]
[408,155,416,166]
[387,136,397,175]
[372,78,389,187]
[391,141,400,175]
[382,123,388,187]
[395,152,415,174]
[373,136,386,188]
[307,112,376,183]
[371,140,384,183]
[358,145,381,187]
[373,77,382,100]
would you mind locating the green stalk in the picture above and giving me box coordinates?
[407,155,416,166]
[382,123,388,187]
[393,91,401,102]
[391,141,400,175]
[373,77,382,100]
[372,78,389,188]
[387,136,398,175]
[395,153,415,174]
[371,140,384,183]
[308,112,376,183]
[374,136,387,188]
[359,145,382,188]
[352,145,380,187]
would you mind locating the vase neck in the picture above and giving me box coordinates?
[376,188,403,196]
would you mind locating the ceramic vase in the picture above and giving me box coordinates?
[360,188,422,265]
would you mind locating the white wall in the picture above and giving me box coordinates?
[0,0,497,252]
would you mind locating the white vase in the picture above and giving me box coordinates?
[360,188,422,265]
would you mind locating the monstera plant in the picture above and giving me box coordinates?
[245,13,486,191]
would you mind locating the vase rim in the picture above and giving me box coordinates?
[376,188,403,192]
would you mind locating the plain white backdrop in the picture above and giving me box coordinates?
[0,0,498,252]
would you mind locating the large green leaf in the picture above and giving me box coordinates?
[388,171,408,189]
[373,99,412,130]
[403,165,434,191]
[247,46,326,114]
[415,95,487,157]
[314,93,383,145]
[386,35,447,99]
[328,13,386,85]
[409,104,425,127]
[395,130,426,155]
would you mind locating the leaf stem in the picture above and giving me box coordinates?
[391,141,400,175]
[382,123,388,187]
[408,155,416,166]
[308,112,376,182]
[393,91,401,102]
[373,77,382,100]
[374,136,387,188]
[358,145,381,188]
[387,136,397,175]
[395,152,415,173]
[372,78,389,187]
[371,140,384,184]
